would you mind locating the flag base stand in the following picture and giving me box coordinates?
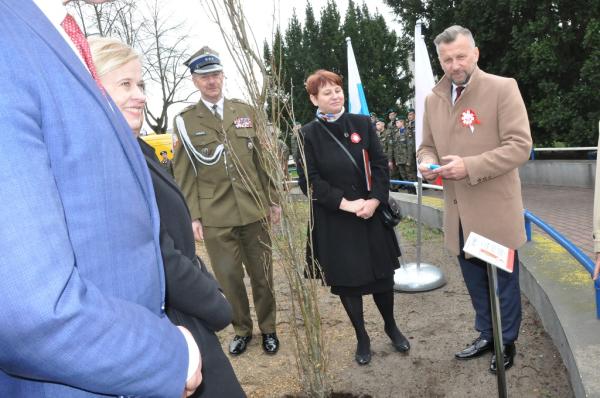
[393,178,446,292]
[394,262,446,292]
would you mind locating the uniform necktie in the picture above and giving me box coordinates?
[212,104,221,121]
[61,14,103,92]
[455,85,464,104]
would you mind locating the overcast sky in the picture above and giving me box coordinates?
[149,0,403,129]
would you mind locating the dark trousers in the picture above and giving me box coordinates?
[458,225,522,344]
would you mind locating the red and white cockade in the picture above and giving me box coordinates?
[459,109,481,133]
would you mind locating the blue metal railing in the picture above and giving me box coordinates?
[529,146,596,160]
[389,179,444,190]
[391,179,600,319]
[524,209,600,319]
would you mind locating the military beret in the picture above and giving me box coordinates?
[184,46,223,74]
[386,108,398,114]
[396,114,406,120]
[408,108,415,113]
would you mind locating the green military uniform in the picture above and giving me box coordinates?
[386,108,397,131]
[159,152,174,176]
[173,98,278,337]
[381,124,403,189]
[403,118,417,182]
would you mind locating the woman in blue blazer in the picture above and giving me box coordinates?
[90,36,244,397]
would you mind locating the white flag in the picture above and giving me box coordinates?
[414,23,436,173]
[346,37,370,116]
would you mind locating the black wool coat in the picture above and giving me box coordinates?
[297,113,400,288]
[139,139,245,398]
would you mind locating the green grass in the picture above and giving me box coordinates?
[396,218,443,244]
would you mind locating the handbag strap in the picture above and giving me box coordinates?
[315,118,363,177]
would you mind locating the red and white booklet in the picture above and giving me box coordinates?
[463,232,515,273]
[362,149,372,192]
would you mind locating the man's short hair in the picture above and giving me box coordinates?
[160,150,168,156]
[433,25,476,54]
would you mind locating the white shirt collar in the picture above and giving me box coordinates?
[33,0,67,27]
[201,97,224,118]
[451,81,469,105]
[33,0,87,69]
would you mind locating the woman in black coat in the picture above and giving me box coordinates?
[90,36,245,397]
[139,139,245,397]
[297,69,411,365]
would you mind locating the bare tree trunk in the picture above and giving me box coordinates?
[204,1,330,396]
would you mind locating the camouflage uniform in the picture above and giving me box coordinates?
[381,124,404,189]
[402,119,417,182]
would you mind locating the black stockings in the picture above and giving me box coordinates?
[340,290,404,354]
[339,295,370,356]
[373,291,404,342]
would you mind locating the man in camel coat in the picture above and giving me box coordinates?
[417,25,532,374]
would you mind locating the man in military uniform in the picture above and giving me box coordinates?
[386,108,397,131]
[381,114,403,191]
[403,109,418,190]
[173,46,281,356]
[375,118,386,139]
[159,150,174,176]
[369,112,378,128]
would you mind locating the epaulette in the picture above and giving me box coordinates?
[177,103,196,116]
[230,98,250,106]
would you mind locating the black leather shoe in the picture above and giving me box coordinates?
[455,336,493,360]
[229,335,252,355]
[262,333,279,354]
[490,343,516,373]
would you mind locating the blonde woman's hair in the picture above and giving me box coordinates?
[88,36,140,77]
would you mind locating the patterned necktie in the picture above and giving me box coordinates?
[212,104,221,121]
[61,14,103,92]
[455,86,464,104]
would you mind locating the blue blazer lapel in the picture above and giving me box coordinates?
[10,0,157,205]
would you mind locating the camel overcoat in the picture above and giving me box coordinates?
[417,67,532,255]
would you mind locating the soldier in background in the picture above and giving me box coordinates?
[396,116,410,187]
[173,46,281,357]
[375,118,386,139]
[386,108,398,131]
[369,112,378,128]
[159,150,174,176]
[403,109,418,189]
[382,114,403,191]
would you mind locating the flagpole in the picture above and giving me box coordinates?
[393,22,445,292]
[345,35,444,291]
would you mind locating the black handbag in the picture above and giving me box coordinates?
[316,119,402,228]
[379,196,402,228]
